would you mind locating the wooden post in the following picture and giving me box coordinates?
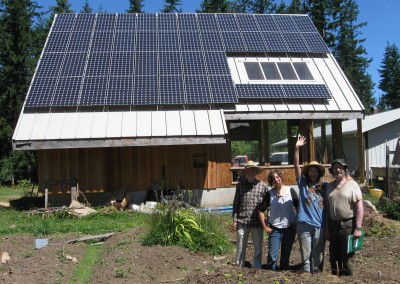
[332,119,343,159]
[45,188,48,209]
[357,119,365,183]
[321,120,328,164]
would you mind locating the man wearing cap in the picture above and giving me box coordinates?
[325,158,364,276]
[294,135,327,273]
[232,160,268,269]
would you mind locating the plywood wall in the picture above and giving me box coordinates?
[38,144,232,194]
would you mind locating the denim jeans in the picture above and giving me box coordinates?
[236,224,263,269]
[297,221,325,272]
[266,226,296,270]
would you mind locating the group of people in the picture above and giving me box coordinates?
[232,135,364,276]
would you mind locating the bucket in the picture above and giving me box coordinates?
[369,188,383,199]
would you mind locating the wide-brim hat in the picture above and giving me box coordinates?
[238,160,266,176]
[329,159,348,174]
[302,161,325,177]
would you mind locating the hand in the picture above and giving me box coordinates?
[353,229,362,239]
[233,221,238,232]
[296,135,307,148]
[264,227,273,234]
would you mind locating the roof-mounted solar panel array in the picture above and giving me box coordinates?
[25,13,331,109]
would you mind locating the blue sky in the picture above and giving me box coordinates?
[36,0,400,100]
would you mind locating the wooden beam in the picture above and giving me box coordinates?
[332,119,343,159]
[357,119,365,183]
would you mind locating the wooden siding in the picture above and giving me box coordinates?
[38,144,232,194]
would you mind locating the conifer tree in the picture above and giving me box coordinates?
[378,42,400,110]
[80,0,93,13]
[197,0,230,13]
[250,0,276,14]
[162,0,182,13]
[127,0,144,13]
[0,0,41,184]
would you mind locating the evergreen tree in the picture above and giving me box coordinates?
[197,0,231,13]
[230,0,251,13]
[0,0,41,184]
[80,0,93,13]
[162,0,182,13]
[250,0,276,14]
[285,0,305,14]
[127,0,144,13]
[378,42,400,110]
[303,0,329,41]
[329,0,375,111]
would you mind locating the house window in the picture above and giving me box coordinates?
[243,62,264,80]
[238,59,316,83]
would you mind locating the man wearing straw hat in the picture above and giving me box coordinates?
[232,160,268,269]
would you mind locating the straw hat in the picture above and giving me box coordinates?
[328,159,348,174]
[238,160,266,176]
[302,161,326,177]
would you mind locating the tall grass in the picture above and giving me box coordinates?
[0,208,149,236]
[142,203,232,255]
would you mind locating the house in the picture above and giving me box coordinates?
[12,13,364,206]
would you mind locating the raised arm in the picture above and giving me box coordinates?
[295,135,307,181]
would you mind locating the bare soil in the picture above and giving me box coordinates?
[1,213,400,284]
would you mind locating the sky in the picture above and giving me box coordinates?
[35,0,400,100]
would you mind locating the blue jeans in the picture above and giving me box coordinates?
[297,221,325,272]
[267,225,296,270]
[236,224,263,269]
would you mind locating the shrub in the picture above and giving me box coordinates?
[142,202,232,255]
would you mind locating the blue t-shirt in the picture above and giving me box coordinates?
[297,175,326,228]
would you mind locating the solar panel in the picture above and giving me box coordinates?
[159,75,185,104]
[201,32,224,51]
[236,84,284,99]
[52,77,83,106]
[25,77,57,107]
[52,14,75,32]
[136,31,157,51]
[36,53,64,77]
[255,15,279,32]
[133,76,158,105]
[242,32,267,52]
[91,32,114,52]
[262,32,287,52]
[292,15,318,33]
[204,52,230,76]
[236,14,257,32]
[67,32,91,52]
[115,13,136,31]
[95,14,116,31]
[25,13,333,109]
[197,14,219,31]
[282,84,331,99]
[216,14,239,31]
[158,31,180,51]
[60,52,87,77]
[301,33,330,53]
[107,76,133,105]
[180,31,202,51]
[73,14,95,31]
[137,13,156,31]
[111,52,135,76]
[44,32,70,52]
[185,76,211,104]
[182,52,206,75]
[79,76,107,105]
[221,32,246,52]
[113,32,136,52]
[135,52,157,76]
[177,14,197,30]
[158,13,177,31]
[274,15,297,32]
[282,33,309,53]
[159,52,181,75]
[209,76,237,103]
[85,52,112,77]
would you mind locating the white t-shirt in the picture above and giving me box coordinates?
[268,188,296,229]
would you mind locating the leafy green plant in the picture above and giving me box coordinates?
[142,204,232,255]
[378,198,400,220]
